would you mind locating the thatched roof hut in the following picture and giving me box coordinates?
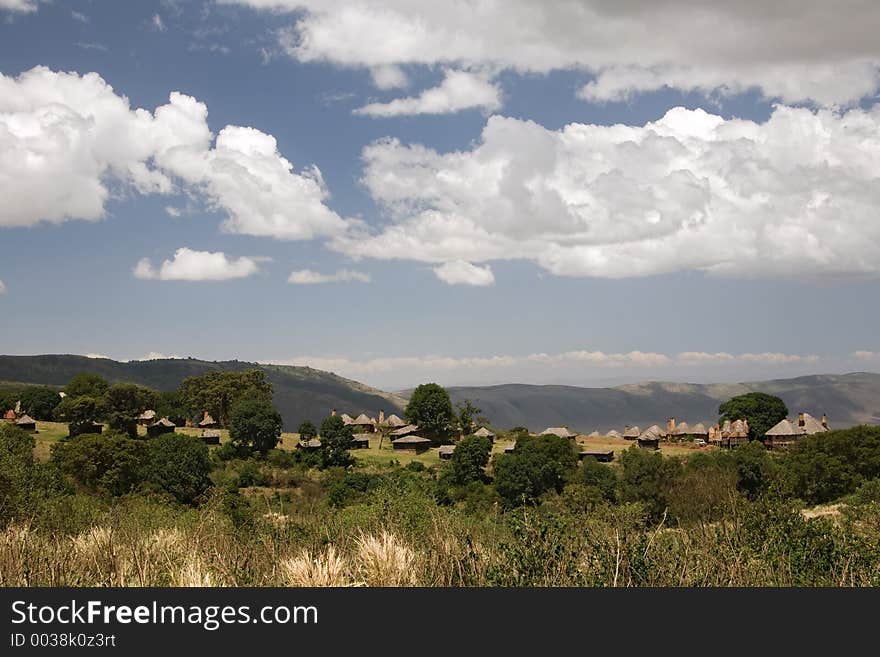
[385,414,406,428]
[351,434,370,449]
[137,409,157,425]
[351,413,376,432]
[147,417,176,438]
[3,409,15,422]
[579,450,614,462]
[438,445,456,460]
[623,425,641,440]
[540,427,576,439]
[198,412,218,428]
[586,431,602,438]
[15,414,36,432]
[340,413,355,425]
[764,413,828,449]
[391,435,432,453]
[473,427,495,440]
[201,429,221,445]
[390,424,419,437]
[299,437,322,450]
[606,430,622,438]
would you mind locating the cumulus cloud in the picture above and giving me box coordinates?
[433,260,494,286]
[369,64,409,90]
[136,351,182,361]
[164,206,182,217]
[0,280,6,295]
[354,70,501,117]
[0,0,42,13]
[133,247,263,281]
[287,268,370,284]
[225,1,880,106]
[152,14,166,32]
[332,105,880,280]
[0,66,347,240]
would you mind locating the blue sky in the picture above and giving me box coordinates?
[2,1,880,390]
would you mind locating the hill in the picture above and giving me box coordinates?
[0,355,405,430]
[443,373,880,432]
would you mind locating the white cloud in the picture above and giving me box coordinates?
[85,353,110,359]
[333,105,880,280]
[225,1,880,106]
[71,10,89,23]
[370,65,408,90]
[152,13,166,32]
[738,353,820,365]
[287,268,370,284]
[0,66,347,241]
[164,206,182,217]
[136,352,182,361]
[853,350,879,361]
[0,0,42,13]
[433,260,494,286]
[0,280,6,295]
[354,70,500,117]
[134,247,263,281]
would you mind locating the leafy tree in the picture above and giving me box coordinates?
[579,457,619,502]
[19,386,62,421]
[178,369,273,427]
[103,383,158,438]
[318,414,354,468]
[492,434,578,506]
[228,398,283,456]
[404,383,455,441]
[0,425,68,524]
[456,399,482,436]
[155,390,190,427]
[719,392,788,441]
[298,420,318,441]
[53,396,103,436]
[51,432,146,496]
[448,435,492,486]
[618,446,683,521]
[64,373,109,399]
[145,433,212,505]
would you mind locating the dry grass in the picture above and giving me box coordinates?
[355,531,419,586]
[278,546,354,587]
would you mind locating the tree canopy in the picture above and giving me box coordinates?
[228,397,283,457]
[318,414,354,468]
[492,434,578,506]
[19,386,62,420]
[64,373,109,399]
[447,434,492,486]
[719,392,789,440]
[178,369,273,428]
[405,383,455,440]
[103,383,158,437]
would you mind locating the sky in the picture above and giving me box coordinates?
[2,0,880,391]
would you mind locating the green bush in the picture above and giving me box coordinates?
[492,434,578,507]
[145,433,212,505]
[51,432,146,497]
[0,425,69,524]
[228,398,283,457]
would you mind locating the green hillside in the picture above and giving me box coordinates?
[0,355,405,430]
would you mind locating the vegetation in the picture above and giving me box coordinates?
[178,369,274,428]
[719,392,788,440]
[405,383,455,441]
[64,373,110,399]
[227,398,284,457]
[318,415,355,468]
[298,420,318,441]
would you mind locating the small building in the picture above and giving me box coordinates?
[473,427,495,442]
[391,435,432,453]
[503,442,517,453]
[198,411,219,429]
[606,430,622,438]
[351,434,370,449]
[540,426,577,439]
[623,425,641,440]
[385,414,406,428]
[637,435,660,450]
[201,429,221,445]
[137,410,157,426]
[298,437,322,450]
[350,413,376,433]
[578,450,614,462]
[390,424,420,439]
[69,421,103,437]
[340,413,355,425]
[438,445,456,460]
[764,412,828,450]
[710,419,749,448]
[15,414,37,433]
[3,409,15,423]
[146,417,176,438]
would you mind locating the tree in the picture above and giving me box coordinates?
[618,446,682,521]
[719,392,788,441]
[228,398,283,456]
[456,399,482,436]
[19,386,62,420]
[64,373,109,399]
[51,432,146,496]
[580,457,619,502]
[146,433,212,505]
[404,383,455,441]
[155,390,190,427]
[298,420,318,441]
[178,369,273,427]
[103,383,158,438]
[448,435,492,486]
[53,396,103,436]
[492,434,578,506]
[318,414,354,468]
[0,425,68,524]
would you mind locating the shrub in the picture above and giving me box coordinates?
[318,415,354,468]
[448,435,492,485]
[51,432,146,497]
[579,457,618,502]
[145,433,212,505]
[0,425,69,524]
[228,398,283,457]
[618,446,682,522]
[492,434,578,507]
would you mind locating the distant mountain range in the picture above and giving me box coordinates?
[2,355,879,434]
[0,355,406,430]
[442,373,880,432]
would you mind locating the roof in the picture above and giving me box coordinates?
[672,421,691,435]
[138,410,157,421]
[3,410,15,420]
[690,422,709,436]
[15,414,36,425]
[385,414,406,427]
[638,425,663,440]
[540,427,576,438]
[392,435,432,444]
[587,431,602,438]
[151,417,175,428]
[351,433,370,442]
[198,412,217,426]
[623,425,641,438]
[390,424,419,436]
[302,438,322,448]
[723,419,749,438]
[340,413,355,424]
[473,427,495,438]
[438,445,456,455]
[201,429,221,438]
[606,430,622,438]
[766,413,828,437]
[351,413,373,425]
